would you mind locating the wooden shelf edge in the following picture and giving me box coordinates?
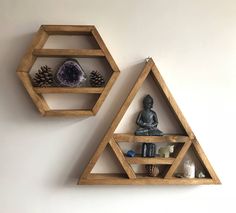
[44,109,94,116]
[42,25,95,35]
[34,87,104,94]
[78,174,216,185]
[33,49,105,57]
[113,133,189,143]
[126,156,175,165]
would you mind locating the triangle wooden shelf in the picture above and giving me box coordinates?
[16,25,120,116]
[78,58,220,185]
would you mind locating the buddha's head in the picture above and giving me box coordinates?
[143,95,153,109]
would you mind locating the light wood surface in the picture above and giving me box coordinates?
[44,109,94,116]
[109,138,136,178]
[113,133,189,143]
[165,140,192,178]
[42,25,95,35]
[17,72,49,115]
[79,173,216,185]
[17,25,120,116]
[79,58,220,185]
[126,156,175,164]
[91,28,120,72]
[33,49,105,57]
[92,71,120,114]
[34,87,104,94]
[192,139,221,184]
[17,26,49,73]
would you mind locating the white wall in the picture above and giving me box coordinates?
[0,0,235,212]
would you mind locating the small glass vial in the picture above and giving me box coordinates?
[184,160,195,178]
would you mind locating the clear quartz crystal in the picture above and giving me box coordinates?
[183,160,195,178]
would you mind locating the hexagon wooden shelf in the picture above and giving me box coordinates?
[17,25,120,116]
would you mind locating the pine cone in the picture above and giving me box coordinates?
[89,71,105,87]
[145,165,159,177]
[33,65,54,87]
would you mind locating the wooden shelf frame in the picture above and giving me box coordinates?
[34,87,104,94]
[79,58,220,185]
[80,173,215,185]
[113,133,189,143]
[125,156,175,165]
[17,25,120,116]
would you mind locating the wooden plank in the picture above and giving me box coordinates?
[33,49,105,57]
[192,140,221,184]
[151,64,195,139]
[80,60,154,179]
[126,156,175,165]
[17,72,49,115]
[34,87,104,94]
[165,140,192,178]
[91,28,120,72]
[44,109,94,116]
[17,26,49,73]
[42,25,95,35]
[109,138,136,179]
[113,133,189,143]
[79,173,215,185]
[92,71,120,114]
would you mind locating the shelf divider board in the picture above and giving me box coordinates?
[44,109,94,116]
[79,58,220,185]
[34,87,104,94]
[33,49,105,57]
[80,173,215,185]
[126,156,175,165]
[42,25,95,35]
[114,133,189,143]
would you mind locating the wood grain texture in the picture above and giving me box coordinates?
[109,138,136,178]
[126,156,175,164]
[42,25,95,35]
[151,64,195,139]
[192,139,221,184]
[91,28,120,72]
[78,58,220,185]
[17,25,119,117]
[17,72,49,115]
[79,173,216,185]
[17,26,49,73]
[79,60,153,180]
[92,71,120,114]
[34,87,104,94]
[44,109,94,116]
[165,140,192,178]
[33,49,105,57]
[113,134,189,143]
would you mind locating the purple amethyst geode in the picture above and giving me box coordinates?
[55,59,87,87]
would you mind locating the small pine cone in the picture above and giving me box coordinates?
[89,71,105,87]
[32,65,54,87]
[145,165,159,177]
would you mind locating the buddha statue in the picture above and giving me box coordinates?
[135,95,163,136]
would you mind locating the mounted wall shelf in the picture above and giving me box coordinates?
[17,25,120,116]
[78,58,220,185]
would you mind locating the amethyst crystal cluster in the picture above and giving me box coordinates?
[55,59,87,87]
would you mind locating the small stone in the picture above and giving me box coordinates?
[126,150,136,157]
